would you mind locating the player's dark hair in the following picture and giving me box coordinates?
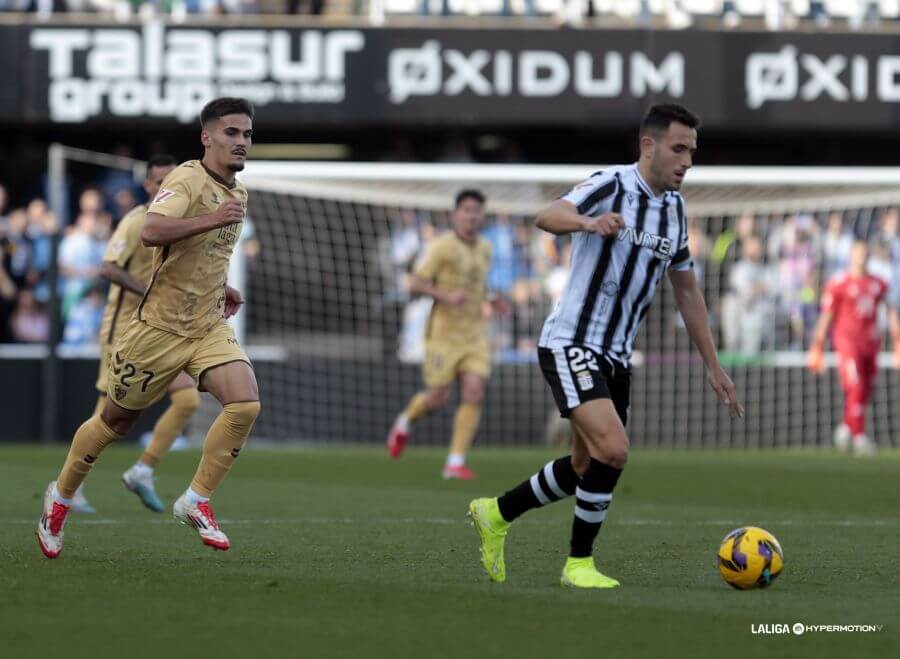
[200,97,255,127]
[146,154,177,171]
[455,189,485,209]
[640,103,701,137]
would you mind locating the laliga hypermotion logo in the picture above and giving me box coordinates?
[388,41,684,104]
[30,22,364,123]
[746,46,900,109]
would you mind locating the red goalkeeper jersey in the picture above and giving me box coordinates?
[821,272,888,354]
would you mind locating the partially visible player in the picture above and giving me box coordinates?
[37,97,260,558]
[75,155,201,514]
[386,190,509,479]
[808,240,900,455]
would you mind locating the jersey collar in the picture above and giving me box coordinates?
[200,160,238,190]
[632,163,667,201]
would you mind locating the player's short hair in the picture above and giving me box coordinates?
[200,97,255,127]
[146,154,177,172]
[455,189,486,209]
[640,103,701,137]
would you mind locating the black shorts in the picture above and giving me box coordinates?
[538,345,631,425]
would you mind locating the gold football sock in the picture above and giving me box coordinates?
[92,395,106,418]
[190,401,260,497]
[448,403,482,461]
[403,392,431,424]
[56,416,123,499]
[140,388,200,468]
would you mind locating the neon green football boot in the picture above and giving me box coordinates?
[560,556,620,589]
[467,497,510,583]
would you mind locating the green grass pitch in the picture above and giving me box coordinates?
[1,445,896,659]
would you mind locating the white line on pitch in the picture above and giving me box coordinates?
[0,517,895,527]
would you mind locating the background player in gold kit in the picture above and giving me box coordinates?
[37,98,260,557]
[73,155,201,515]
[386,190,509,480]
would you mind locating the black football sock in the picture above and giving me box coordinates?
[569,458,623,558]
[497,456,579,522]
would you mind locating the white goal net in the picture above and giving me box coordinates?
[186,162,900,449]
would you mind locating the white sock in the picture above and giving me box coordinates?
[446,454,465,468]
[185,487,209,505]
[396,414,409,433]
[133,462,154,477]
[51,483,73,506]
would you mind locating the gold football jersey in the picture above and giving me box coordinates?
[138,160,248,338]
[98,204,154,345]
[414,231,492,344]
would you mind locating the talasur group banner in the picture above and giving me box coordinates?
[4,21,900,129]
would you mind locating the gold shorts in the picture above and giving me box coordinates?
[422,340,490,389]
[108,319,251,410]
[95,343,113,394]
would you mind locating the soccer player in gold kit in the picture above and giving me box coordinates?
[37,98,260,557]
[386,190,509,479]
[74,155,201,514]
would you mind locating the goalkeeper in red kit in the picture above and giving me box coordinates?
[808,240,900,455]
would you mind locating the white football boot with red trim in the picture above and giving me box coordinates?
[36,481,71,559]
[173,493,230,551]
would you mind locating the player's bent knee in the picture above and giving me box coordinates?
[222,400,261,433]
[427,388,451,409]
[571,452,591,476]
[461,381,486,405]
[101,404,139,436]
[171,387,200,413]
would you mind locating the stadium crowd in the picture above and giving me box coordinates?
[3,170,899,357]
[381,204,900,359]
[0,0,894,28]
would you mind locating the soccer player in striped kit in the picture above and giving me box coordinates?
[469,104,744,589]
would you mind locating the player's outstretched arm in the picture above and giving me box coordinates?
[100,262,145,295]
[808,311,832,374]
[535,200,623,237]
[408,275,466,306]
[668,268,744,419]
[141,200,244,247]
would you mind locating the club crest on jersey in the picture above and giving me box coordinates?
[617,226,675,260]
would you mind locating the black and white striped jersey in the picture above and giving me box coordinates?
[538,164,693,367]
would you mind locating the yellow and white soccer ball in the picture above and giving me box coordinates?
[717,526,784,589]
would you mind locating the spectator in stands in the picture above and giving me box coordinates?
[822,211,853,280]
[288,0,324,14]
[62,283,105,345]
[720,235,775,354]
[10,289,49,343]
[78,187,112,239]
[483,213,517,294]
[880,208,900,313]
[26,199,57,303]
[774,215,820,348]
[3,208,34,294]
[58,212,105,316]
[113,187,137,224]
[687,216,711,284]
[379,209,424,356]
[712,212,755,267]
[0,216,16,342]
